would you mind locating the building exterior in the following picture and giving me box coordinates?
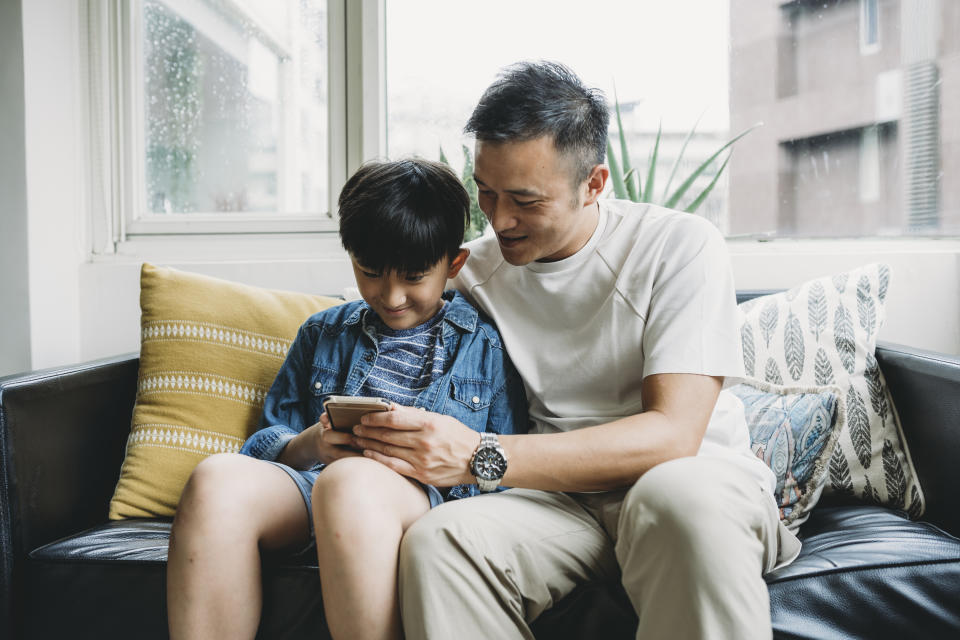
[729,0,960,237]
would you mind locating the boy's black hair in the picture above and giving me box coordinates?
[338,158,469,274]
[464,60,609,185]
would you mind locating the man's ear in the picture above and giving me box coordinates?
[582,164,609,207]
[447,248,470,278]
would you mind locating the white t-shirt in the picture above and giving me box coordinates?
[452,199,776,493]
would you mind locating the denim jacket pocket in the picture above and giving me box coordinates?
[309,366,346,418]
[446,376,492,431]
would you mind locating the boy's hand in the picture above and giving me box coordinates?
[314,412,364,464]
[351,405,479,486]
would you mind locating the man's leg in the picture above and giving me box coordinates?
[612,456,785,640]
[398,488,620,640]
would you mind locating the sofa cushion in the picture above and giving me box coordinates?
[529,506,960,639]
[26,507,960,640]
[766,506,960,639]
[728,380,843,528]
[108,264,342,520]
[25,520,329,640]
[738,264,925,518]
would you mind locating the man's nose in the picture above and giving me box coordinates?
[488,198,517,233]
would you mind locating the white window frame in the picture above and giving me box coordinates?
[84,0,385,254]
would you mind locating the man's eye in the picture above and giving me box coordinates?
[516,200,538,207]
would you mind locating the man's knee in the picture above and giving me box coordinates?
[399,501,477,582]
[618,457,725,547]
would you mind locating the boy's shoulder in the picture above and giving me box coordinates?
[299,298,367,333]
[445,290,505,350]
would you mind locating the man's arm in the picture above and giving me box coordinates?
[353,372,722,492]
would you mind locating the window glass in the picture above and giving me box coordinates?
[386,0,957,238]
[143,0,328,215]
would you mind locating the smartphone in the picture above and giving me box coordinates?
[323,395,392,431]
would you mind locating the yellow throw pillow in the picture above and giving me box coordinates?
[108,263,342,519]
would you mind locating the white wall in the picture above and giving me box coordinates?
[22,0,83,372]
[729,239,960,354]
[0,0,32,378]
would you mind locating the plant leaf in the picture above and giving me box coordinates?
[613,88,638,201]
[461,145,486,241]
[683,151,731,213]
[665,123,760,209]
[662,110,704,202]
[606,138,628,199]
[642,121,661,203]
[439,146,449,166]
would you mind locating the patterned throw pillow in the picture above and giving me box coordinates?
[108,264,342,519]
[729,380,843,529]
[738,263,924,518]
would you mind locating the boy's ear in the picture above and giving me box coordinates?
[447,248,470,278]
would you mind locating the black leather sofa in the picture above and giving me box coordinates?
[2,333,960,638]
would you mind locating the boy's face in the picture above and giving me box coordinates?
[351,249,469,331]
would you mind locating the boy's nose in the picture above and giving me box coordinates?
[384,285,407,308]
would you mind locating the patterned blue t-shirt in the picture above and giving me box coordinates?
[359,304,448,405]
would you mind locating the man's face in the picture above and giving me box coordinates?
[473,137,598,266]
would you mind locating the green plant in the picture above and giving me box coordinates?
[440,145,488,241]
[607,93,759,212]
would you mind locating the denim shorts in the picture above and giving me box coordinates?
[266,460,445,538]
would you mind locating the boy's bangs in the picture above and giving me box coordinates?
[348,210,451,275]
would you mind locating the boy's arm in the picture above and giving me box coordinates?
[240,324,314,461]
[241,322,359,469]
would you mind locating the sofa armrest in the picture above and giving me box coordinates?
[0,353,139,637]
[876,341,960,538]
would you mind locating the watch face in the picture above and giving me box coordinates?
[472,447,507,480]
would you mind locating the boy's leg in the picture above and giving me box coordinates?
[397,488,620,640]
[312,457,431,640]
[167,453,311,640]
[612,456,791,640]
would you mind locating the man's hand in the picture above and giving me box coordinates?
[351,405,480,487]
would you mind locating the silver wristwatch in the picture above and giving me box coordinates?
[469,432,508,492]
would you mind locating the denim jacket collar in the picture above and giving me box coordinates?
[345,290,478,335]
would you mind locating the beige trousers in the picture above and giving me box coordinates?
[398,456,801,640]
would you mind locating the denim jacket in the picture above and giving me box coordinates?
[240,290,528,500]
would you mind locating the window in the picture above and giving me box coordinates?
[87,0,342,244]
[143,0,328,216]
[385,0,731,230]
[860,0,880,54]
[386,0,958,239]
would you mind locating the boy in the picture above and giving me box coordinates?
[166,159,528,640]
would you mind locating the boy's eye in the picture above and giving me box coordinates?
[405,274,426,283]
[361,270,380,279]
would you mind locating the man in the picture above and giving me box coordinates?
[353,61,801,640]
